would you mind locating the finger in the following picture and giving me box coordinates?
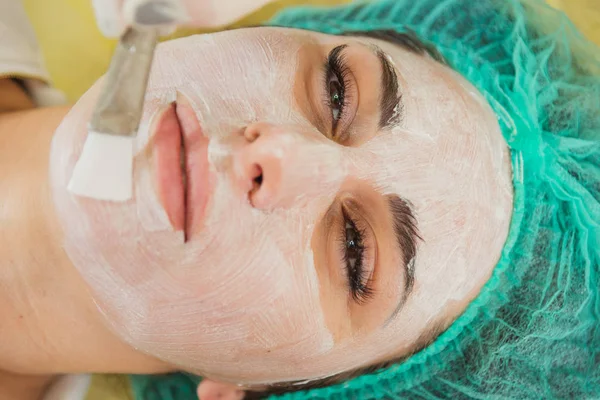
[91,0,126,37]
[122,0,186,36]
[197,380,246,400]
[183,0,274,28]
[125,0,188,26]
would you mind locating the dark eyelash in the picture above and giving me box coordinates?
[338,208,374,304]
[323,45,353,134]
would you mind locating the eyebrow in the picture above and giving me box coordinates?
[385,194,421,323]
[373,47,403,130]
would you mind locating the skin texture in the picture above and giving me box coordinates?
[49,27,513,385]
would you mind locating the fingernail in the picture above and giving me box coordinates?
[91,0,123,37]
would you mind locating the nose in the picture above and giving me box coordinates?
[233,122,345,209]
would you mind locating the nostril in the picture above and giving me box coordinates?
[249,164,263,198]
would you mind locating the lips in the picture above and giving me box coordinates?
[152,98,212,240]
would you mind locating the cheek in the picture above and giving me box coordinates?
[134,180,336,382]
[136,31,306,149]
[347,65,512,315]
[53,136,336,382]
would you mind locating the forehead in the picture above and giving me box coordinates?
[335,35,496,179]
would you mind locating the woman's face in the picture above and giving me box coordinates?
[50,27,513,384]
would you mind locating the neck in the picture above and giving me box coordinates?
[0,107,172,383]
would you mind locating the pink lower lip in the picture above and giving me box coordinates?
[153,101,212,239]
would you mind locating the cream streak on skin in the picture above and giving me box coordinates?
[49,28,513,385]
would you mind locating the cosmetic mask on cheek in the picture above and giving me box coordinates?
[50,30,345,384]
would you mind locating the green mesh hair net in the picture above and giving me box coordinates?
[130,0,600,398]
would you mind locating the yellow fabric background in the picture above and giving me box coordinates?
[86,375,134,400]
[19,0,599,399]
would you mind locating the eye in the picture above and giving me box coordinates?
[345,219,362,269]
[339,207,375,304]
[323,45,354,138]
[328,72,345,127]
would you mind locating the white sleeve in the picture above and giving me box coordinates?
[43,374,92,400]
[0,0,66,106]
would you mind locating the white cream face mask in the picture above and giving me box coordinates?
[50,28,513,384]
[51,29,341,384]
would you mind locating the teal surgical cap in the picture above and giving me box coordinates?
[131,0,600,398]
